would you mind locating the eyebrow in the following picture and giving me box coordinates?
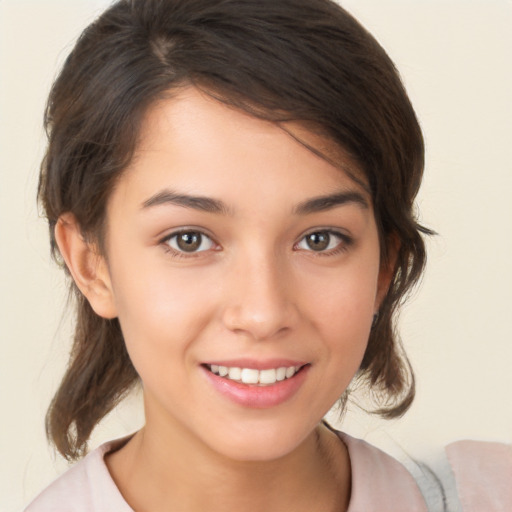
[141,188,369,216]
[293,191,369,215]
[142,189,231,214]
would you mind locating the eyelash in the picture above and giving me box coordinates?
[160,229,218,259]
[160,228,353,258]
[294,229,353,257]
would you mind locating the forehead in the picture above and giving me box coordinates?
[277,120,369,195]
[120,87,370,208]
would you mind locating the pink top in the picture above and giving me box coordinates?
[24,433,512,511]
[446,440,512,512]
[24,432,428,511]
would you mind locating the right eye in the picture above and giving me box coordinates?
[164,231,215,254]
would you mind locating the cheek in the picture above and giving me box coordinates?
[299,255,380,382]
[303,259,379,331]
[109,259,219,370]
[313,287,374,369]
[312,285,375,396]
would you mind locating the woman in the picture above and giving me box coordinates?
[26,0,431,510]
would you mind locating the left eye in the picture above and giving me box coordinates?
[296,231,344,252]
[165,231,215,253]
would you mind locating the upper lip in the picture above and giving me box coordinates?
[202,359,308,370]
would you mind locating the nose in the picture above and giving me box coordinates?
[221,252,298,341]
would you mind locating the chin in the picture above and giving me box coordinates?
[202,418,316,463]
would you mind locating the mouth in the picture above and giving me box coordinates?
[201,361,310,408]
[203,364,305,386]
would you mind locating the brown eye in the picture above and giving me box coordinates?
[297,230,345,253]
[166,231,214,253]
[305,232,330,251]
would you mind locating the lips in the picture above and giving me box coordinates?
[201,361,310,408]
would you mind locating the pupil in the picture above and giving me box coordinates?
[177,232,201,252]
[307,232,329,251]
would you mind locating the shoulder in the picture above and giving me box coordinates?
[337,432,428,512]
[24,439,133,512]
[446,439,512,511]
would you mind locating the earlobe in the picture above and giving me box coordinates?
[54,213,118,319]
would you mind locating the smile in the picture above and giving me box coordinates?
[205,364,302,386]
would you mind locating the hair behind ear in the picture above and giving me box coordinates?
[354,224,429,418]
[46,293,138,460]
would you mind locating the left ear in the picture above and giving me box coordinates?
[375,234,400,311]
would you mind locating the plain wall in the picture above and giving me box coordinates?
[1,0,511,510]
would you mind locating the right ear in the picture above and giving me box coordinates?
[54,213,118,319]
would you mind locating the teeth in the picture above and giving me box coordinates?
[276,367,286,381]
[285,366,296,379]
[207,364,301,385]
[228,367,242,380]
[241,368,259,384]
[259,369,276,385]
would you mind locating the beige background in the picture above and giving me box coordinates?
[1,0,511,510]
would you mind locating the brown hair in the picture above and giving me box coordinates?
[40,0,430,460]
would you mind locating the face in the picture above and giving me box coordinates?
[100,88,388,461]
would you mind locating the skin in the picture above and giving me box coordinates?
[56,87,393,511]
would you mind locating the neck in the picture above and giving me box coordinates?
[106,421,350,512]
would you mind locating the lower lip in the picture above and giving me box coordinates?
[202,365,310,409]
